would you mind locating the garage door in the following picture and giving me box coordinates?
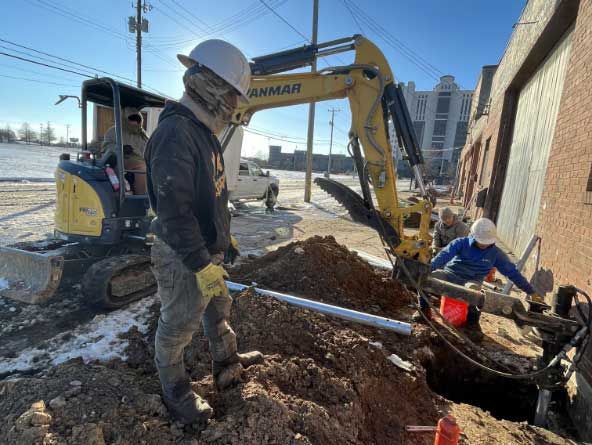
[496,28,573,254]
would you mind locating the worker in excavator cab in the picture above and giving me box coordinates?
[102,107,148,194]
[143,39,263,426]
[431,207,469,253]
[414,218,544,338]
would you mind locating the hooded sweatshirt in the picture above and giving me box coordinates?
[101,107,149,159]
[144,100,230,272]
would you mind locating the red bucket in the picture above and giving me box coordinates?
[439,296,468,327]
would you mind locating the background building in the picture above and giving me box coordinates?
[457,0,592,438]
[268,145,355,173]
[394,76,473,180]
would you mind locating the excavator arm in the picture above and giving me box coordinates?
[233,35,432,263]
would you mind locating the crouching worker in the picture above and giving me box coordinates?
[432,207,469,253]
[144,39,263,425]
[413,218,542,337]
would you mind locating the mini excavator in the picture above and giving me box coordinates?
[0,36,589,425]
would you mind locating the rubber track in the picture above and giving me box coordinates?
[82,254,156,310]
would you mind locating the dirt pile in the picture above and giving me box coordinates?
[232,235,410,317]
[0,236,577,444]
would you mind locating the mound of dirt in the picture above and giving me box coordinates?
[0,236,577,444]
[232,235,410,317]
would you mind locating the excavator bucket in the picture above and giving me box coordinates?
[314,177,401,247]
[0,245,65,304]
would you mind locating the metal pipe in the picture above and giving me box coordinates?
[316,44,355,58]
[533,389,552,427]
[226,281,412,336]
[502,235,539,294]
[412,165,427,196]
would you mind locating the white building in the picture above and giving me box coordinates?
[393,75,473,177]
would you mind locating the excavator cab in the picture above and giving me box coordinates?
[0,78,165,307]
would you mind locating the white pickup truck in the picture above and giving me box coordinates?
[223,127,279,210]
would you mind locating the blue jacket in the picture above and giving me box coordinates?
[431,236,535,294]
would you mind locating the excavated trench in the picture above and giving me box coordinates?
[422,343,539,422]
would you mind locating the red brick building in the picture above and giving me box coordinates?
[457,0,591,437]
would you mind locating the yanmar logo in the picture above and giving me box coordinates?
[248,83,302,98]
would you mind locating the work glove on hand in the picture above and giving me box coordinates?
[195,263,229,300]
[224,235,240,265]
[528,293,545,304]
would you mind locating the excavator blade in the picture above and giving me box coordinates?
[314,177,400,247]
[0,245,64,304]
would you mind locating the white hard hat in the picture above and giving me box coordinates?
[178,39,251,103]
[470,218,497,245]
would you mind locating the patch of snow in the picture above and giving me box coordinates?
[387,353,414,372]
[368,341,383,349]
[0,278,9,290]
[0,296,156,375]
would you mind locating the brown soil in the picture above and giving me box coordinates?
[0,236,575,444]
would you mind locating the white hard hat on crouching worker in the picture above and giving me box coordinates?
[177,39,251,103]
[470,218,497,245]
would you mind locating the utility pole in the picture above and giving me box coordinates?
[39,123,44,146]
[66,124,70,147]
[129,1,151,88]
[303,0,319,202]
[327,107,340,178]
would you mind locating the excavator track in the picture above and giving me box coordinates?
[82,254,156,310]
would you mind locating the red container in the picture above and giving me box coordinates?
[485,267,497,283]
[434,415,460,445]
[439,296,468,327]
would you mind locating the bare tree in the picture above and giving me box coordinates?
[18,122,37,144]
[45,121,56,146]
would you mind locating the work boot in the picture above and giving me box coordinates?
[157,362,213,425]
[463,322,484,343]
[163,380,213,425]
[411,308,433,324]
[213,351,264,391]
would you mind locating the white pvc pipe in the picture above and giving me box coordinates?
[502,235,540,294]
[226,281,412,336]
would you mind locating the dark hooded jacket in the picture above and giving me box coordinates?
[144,101,230,272]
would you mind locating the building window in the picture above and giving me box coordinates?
[413,121,425,146]
[431,142,444,149]
[438,91,451,97]
[436,97,450,115]
[415,94,427,121]
[586,163,592,204]
[433,120,447,136]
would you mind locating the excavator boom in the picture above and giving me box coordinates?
[233,35,432,262]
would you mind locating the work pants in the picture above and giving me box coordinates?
[151,237,237,371]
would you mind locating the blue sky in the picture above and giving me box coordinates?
[0,0,525,156]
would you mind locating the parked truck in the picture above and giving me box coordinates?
[223,126,279,210]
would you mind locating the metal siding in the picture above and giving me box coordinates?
[496,28,573,253]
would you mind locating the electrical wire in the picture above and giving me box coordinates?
[0,73,79,88]
[0,52,92,78]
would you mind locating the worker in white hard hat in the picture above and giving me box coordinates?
[144,39,263,426]
[413,218,543,338]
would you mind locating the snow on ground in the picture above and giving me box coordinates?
[0,143,72,179]
[0,296,156,375]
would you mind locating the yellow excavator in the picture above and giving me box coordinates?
[0,35,589,425]
[0,35,433,308]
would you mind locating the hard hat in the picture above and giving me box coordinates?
[470,218,497,245]
[177,39,251,103]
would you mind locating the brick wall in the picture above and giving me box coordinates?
[535,0,592,295]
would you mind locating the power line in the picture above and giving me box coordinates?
[0,38,137,85]
[259,0,310,42]
[0,52,92,78]
[342,0,364,35]
[0,73,79,88]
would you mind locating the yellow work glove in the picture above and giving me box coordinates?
[528,293,545,304]
[195,263,229,300]
[224,235,240,265]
